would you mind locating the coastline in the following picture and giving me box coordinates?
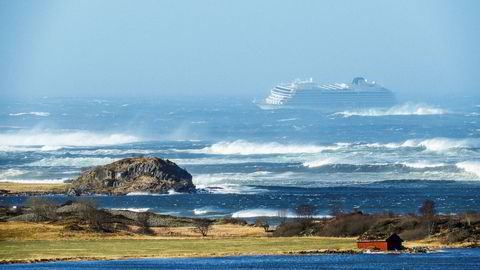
[0,221,476,265]
[1,182,479,265]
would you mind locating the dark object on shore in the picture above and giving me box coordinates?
[357,233,404,251]
[68,157,195,195]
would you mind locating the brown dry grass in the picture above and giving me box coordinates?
[0,222,267,241]
[0,182,69,194]
[0,222,358,263]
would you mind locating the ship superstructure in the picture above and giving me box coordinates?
[257,77,396,110]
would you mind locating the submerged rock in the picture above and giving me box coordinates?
[68,157,195,195]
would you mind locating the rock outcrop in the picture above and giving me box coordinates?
[68,157,195,195]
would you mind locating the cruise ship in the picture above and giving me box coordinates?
[256,77,396,111]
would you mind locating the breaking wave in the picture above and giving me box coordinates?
[195,184,267,194]
[303,158,338,168]
[0,131,140,147]
[365,137,480,152]
[456,161,480,178]
[335,103,447,117]
[193,207,225,215]
[401,161,447,169]
[0,169,26,179]
[29,157,119,167]
[109,207,150,212]
[195,140,340,155]
[231,208,330,218]
[9,112,50,117]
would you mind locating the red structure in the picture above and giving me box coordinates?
[357,233,404,251]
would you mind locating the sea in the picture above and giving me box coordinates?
[2,249,480,269]
[1,96,479,218]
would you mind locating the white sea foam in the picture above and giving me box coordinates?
[109,208,150,212]
[364,137,480,152]
[9,112,50,117]
[40,145,64,151]
[70,149,156,156]
[335,103,447,117]
[277,118,297,122]
[196,140,340,155]
[0,131,140,147]
[456,161,480,178]
[0,169,26,178]
[193,171,275,185]
[401,161,447,169]
[29,157,119,167]
[196,184,267,194]
[406,138,480,152]
[303,158,338,168]
[231,209,331,218]
[193,207,225,215]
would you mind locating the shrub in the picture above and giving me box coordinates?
[25,197,57,221]
[193,219,212,237]
[445,229,471,243]
[76,201,114,232]
[255,217,270,232]
[273,222,304,237]
[400,226,430,240]
[137,212,155,235]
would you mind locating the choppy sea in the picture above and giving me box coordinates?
[1,96,479,217]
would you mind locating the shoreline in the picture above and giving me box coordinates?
[2,245,476,265]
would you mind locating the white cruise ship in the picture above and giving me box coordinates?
[256,77,396,111]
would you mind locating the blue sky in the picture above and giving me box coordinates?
[1,0,479,100]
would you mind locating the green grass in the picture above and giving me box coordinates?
[0,237,357,262]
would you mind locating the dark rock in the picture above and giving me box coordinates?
[69,157,195,195]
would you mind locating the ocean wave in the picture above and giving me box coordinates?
[364,137,480,152]
[0,169,26,179]
[109,207,150,212]
[195,140,340,155]
[231,208,331,218]
[29,157,119,167]
[193,207,225,215]
[404,138,480,152]
[401,161,447,169]
[69,149,156,156]
[0,131,140,147]
[303,158,338,168]
[335,103,447,117]
[9,112,50,117]
[456,161,480,178]
[195,184,267,194]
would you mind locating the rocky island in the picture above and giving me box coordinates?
[67,157,195,195]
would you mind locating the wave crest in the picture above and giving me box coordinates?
[336,103,447,117]
[456,161,480,178]
[197,140,339,155]
[29,157,119,167]
[9,112,50,117]
[0,131,140,147]
[303,158,338,168]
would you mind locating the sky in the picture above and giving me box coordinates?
[1,0,479,101]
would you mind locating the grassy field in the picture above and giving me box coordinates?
[0,222,357,263]
[0,238,357,262]
[0,182,69,194]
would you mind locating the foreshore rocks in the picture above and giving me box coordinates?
[68,157,195,195]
